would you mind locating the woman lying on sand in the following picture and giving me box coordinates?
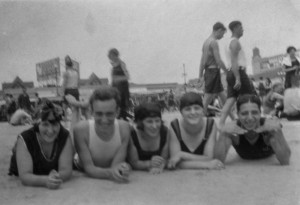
[128,103,169,174]
[168,92,224,170]
[8,100,73,189]
[215,94,291,165]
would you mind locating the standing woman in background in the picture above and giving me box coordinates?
[282,46,300,89]
[108,48,130,120]
[62,55,80,140]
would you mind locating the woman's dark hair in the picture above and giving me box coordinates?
[89,86,120,111]
[134,102,162,130]
[236,94,261,113]
[180,92,203,111]
[39,99,63,122]
[286,46,296,54]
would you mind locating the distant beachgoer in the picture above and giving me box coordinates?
[128,103,169,174]
[282,75,300,119]
[215,94,291,165]
[17,87,33,114]
[282,46,300,89]
[199,22,228,116]
[168,92,224,170]
[62,55,80,136]
[108,48,130,120]
[5,94,17,122]
[8,100,73,189]
[73,86,131,183]
[262,83,284,116]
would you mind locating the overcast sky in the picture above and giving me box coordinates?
[1,0,300,88]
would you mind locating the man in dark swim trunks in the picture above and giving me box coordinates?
[215,94,291,165]
[199,22,228,117]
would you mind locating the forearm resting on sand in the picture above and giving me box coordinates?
[19,173,48,187]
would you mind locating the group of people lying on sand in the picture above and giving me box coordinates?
[8,86,291,189]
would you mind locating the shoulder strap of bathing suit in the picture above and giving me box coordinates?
[171,119,182,141]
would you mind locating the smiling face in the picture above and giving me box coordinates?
[142,117,162,138]
[237,102,261,130]
[181,104,204,125]
[92,99,119,129]
[38,112,60,143]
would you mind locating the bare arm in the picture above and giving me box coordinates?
[268,129,291,165]
[120,61,130,80]
[271,93,284,101]
[128,138,151,171]
[16,137,48,187]
[57,136,73,181]
[199,51,206,79]
[74,122,112,179]
[230,39,241,85]
[111,121,130,166]
[211,41,227,73]
[214,132,234,163]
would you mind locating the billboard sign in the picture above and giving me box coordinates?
[36,58,60,82]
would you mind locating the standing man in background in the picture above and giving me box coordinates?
[199,22,228,117]
[108,48,130,120]
[219,21,256,129]
[62,55,80,140]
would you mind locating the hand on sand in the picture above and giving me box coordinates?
[150,156,165,168]
[167,153,181,170]
[207,159,225,170]
[111,162,131,183]
[46,169,62,190]
[233,79,241,90]
[220,121,247,135]
[255,118,282,133]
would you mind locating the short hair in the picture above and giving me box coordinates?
[180,92,203,111]
[236,94,261,113]
[134,103,161,122]
[89,86,121,111]
[108,48,119,57]
[286,46,296,54]
[229,21,242,32]
[213,22,226,31]
[134,103,162,130]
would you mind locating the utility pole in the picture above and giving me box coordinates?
[182,63,187,92]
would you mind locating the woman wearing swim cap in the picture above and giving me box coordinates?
[8,99,73,189]
[168,92,224,170]
[128,103,169,174]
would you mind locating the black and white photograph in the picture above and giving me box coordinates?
[0,0,299,204]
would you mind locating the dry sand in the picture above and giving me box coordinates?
[1,112,300,205]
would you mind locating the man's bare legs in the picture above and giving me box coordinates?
[203,93,216,116]
[219,91,235,120]
[219,97,236,129]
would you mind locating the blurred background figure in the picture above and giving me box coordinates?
[108,48,130,120]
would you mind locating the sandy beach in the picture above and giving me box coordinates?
[1,112,300,205]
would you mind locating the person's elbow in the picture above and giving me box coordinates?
[279,149,291,166]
